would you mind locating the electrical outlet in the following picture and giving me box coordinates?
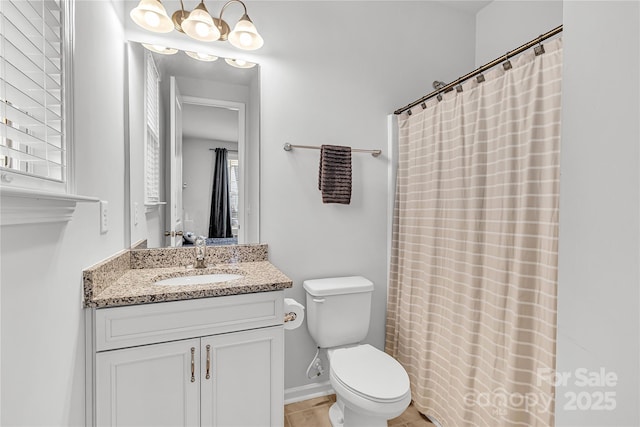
[100,200,108,233]
[134,202,139,226]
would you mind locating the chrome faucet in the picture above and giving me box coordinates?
[194,236,207,268]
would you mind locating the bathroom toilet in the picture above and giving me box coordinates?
[303,276,411,427]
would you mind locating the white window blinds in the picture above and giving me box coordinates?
[228,157,239,230]
[0,0,67,187]
[144,51,160,204]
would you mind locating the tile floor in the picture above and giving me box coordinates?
[284,394,435,427]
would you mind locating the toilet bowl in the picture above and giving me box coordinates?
[303,276,411,427]
[327,344,411,427]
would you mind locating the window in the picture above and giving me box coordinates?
[228,157,239,233]
[0,0,70,192]
[144,51,160,204]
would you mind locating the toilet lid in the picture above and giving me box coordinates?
[330,344,410,402]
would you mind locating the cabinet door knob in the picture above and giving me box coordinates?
[190,347,196,383]
[205,345,211,380]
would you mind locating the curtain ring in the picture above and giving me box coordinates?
[503,52,513,70]
[454,77,463,93]
[432,80,445,101]
[534,35,545,56]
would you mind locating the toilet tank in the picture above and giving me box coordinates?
[303,276,374,348]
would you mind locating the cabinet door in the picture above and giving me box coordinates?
[96,338,200,427]
[201,326,284,427]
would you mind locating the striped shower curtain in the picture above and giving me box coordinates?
[386,39,562,426]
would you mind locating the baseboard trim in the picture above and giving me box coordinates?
[284,381,334,404]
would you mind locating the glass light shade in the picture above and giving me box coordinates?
[228,14,263,50]
[185,51,219,62]
[142,44,178,55]
[130,0,174,33]
[225,58,256,69]
[182,2,221,41]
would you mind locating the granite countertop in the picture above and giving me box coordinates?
[89,261,292,308]
[83,245,293,309]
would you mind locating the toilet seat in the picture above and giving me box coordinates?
[329,344,410,403]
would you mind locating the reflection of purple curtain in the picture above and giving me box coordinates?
[208,148,233,238]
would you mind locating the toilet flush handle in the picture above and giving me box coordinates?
[313,298,326,303]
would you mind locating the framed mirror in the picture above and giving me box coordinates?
[126,41,260,249]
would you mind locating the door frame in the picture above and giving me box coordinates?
[168,76,184,247]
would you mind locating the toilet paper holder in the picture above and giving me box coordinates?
[283,298,304,330]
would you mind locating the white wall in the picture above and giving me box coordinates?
[557,2,639,426]
[475,1,563,66]
[175,77,249,103]
[182,104,238,141]
[251,1,477,394]
[0,1,127,425]
[476,1,640,425]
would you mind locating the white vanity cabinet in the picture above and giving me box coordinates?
[87,291,285,427]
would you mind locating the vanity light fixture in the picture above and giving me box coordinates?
[185,51,219,62]
[130,0,264,50]
[224,58,256,69]
[142,44,179,55]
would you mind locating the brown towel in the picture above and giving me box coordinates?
[318,145,352,204]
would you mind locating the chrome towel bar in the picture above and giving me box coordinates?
[283,143,381,158]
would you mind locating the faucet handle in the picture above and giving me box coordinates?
[194,236,207,268]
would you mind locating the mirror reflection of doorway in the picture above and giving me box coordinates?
[180,99,244,245]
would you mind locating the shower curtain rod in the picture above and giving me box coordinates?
[393,25,563,115]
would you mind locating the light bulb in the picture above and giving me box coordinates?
[144,11,160,27]
[195,22,210,37]
[142,44,178,55]
[225,58,256,68]
[185,51,219,62]
[239,33,252,47]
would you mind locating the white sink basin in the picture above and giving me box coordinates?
[154,273,243,286]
